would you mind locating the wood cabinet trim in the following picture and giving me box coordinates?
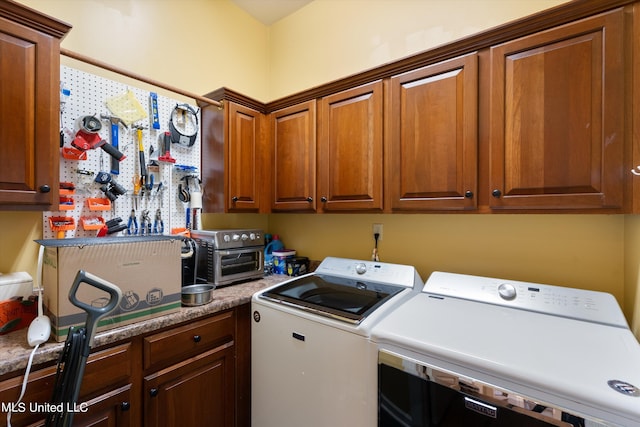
[0,0,72,39]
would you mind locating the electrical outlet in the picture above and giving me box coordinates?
[372,223,383,241]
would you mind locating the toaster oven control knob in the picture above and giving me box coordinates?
[223,234,231,242]
[355,263,367,275]
[241,233,249,241]
[232,233,240,241]
[250,233,256,240]
[498,283,517,300]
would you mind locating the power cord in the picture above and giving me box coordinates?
[8,245,48,426]
[372,232,380,261]
[7,343,40,427]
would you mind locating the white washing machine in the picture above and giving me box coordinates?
[372,271,640,427]
[251,257,422,427]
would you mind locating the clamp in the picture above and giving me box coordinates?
[127,209,138,235]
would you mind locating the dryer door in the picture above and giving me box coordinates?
[378,350,588,427]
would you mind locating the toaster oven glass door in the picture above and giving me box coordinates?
[212,247,264,285]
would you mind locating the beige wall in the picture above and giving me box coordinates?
[4,0,638,337]
[268,0,569,99]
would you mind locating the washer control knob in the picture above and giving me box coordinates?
[355,263,367,275]
[498,283,517,300]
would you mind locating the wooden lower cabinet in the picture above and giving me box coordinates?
[71,385,134,427]
[144,343,235,427]
[0,342,136,427]
[142,310,239,427]
[0,305,251,427]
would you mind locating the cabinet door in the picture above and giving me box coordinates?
[227,102,267,212]
[387,53,478,211]
[318,81,383,212]
[271,100,317,211]
[0,14,60,208]
[71,385,135,427]
[144,343,235,427]
[489,9,624,210]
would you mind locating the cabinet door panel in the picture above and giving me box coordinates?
[0,16,58,207]
[227,103,264,212]
[144,343,235,427]
[489,9,624,210]
[318,81,383,211]
[271,100,316,211]
[388,53,478,211]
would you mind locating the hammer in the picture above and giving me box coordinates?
[101,114,128,175]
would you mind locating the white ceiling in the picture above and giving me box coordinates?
[230,0,314,25]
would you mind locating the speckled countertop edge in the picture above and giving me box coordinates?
[0,274,289,377]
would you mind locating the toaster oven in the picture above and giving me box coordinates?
[190,229,265,286]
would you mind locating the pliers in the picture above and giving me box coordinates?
[140,209,152,235]
[127,209,138,235]
[153,209,164,234]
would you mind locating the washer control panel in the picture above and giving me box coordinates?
[315,257,422,289]
[424,271,628,327]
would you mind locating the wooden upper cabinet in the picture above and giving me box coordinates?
[271,100,317,212]
[227,102,267,212]
[317,81,384,212]
[0,2,70,209]
[200,93,268,213]
[489,8,625,210]
[386,53,478,211]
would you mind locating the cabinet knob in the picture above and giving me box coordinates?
[492,189,502,198]
[149,388,159,397]
[121,402,130,411]
[320,196,327,203]
[464,191,473,199]
[39,185,51,193]
[306,197,313,203]
[193,335,201,343]
[231,196,238,203]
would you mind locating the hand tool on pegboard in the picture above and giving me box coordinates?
[133,124,149,194]
[71,115,127,162]
[149,92,161,130]
[100,114,128,175]
[158,131,176,163]
[96,217,127,236]
[127,209,138,235]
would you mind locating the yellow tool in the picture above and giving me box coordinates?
[133,125,148,191]
[132,174,141,209]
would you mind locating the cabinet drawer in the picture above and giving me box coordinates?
[81,342,134,398]
[143,310,235,371]
[0,342,134,426]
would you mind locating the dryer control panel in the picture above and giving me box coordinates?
[423,271,628,328]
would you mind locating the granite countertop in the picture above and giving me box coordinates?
[0,274,289,377]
